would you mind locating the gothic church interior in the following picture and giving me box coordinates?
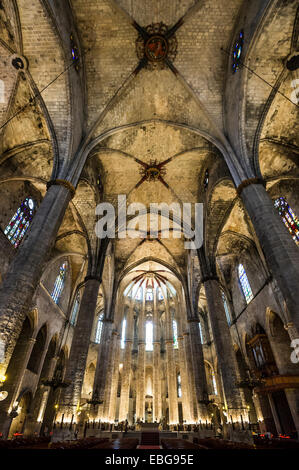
[0,0,298,449]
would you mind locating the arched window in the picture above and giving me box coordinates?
[177,373,182,398]
[221,291,231,325]
[232,30,244,73]
[274,197,299,246]
[145,321,153,351]
[173,319,178,349]
[203,169,209,191]
[27,325,47,374]
[121,318,126,349]
[95,312,104,343]
[238,264,253,304]
[158,288,164,300]
[135,287,142,300]
[146,289,153,301]
[51,262,67,304]
[70,292,80,326]
[211,371,218,395]
[198,321,203,344]
[4,197,36,248]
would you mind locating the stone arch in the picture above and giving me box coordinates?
[82,362,96,399]
[267,309,298,375]
[145,366,153,398]
[204,360,217,396]
[9,389,33,438]
[40,348,67,435]
[27,308,38,332]
[26,335,59,435]
[0,315,34,431]
[234,345,258,423]
[27,324,47,375]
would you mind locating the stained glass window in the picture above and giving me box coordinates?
[70,34,79,70]
[203,169,209,191]
[177,373,182,398]
[4,197,36,248]
[146,289,153,301]
[274,197,299,246]
[158,288,164,300]
[135,287,142,300]
[232,30,244,73]
[221,291,231,325]
[95,312,104,343]
[198,321,203,344]
[238,264,253,304]
[212,371,218,395]
[121,318,126,349]
[70,292,80,326]
[51,262,67,304]
[145,321,153,351]
[173,319,178,349]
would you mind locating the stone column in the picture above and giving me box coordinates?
[183,332,198,422]
[136,298,145,421]
[285,388,299,437]
[93,319,113,403]
[38,355,58,412]
[58,277,101,421]
[267,393,282,435]
[188,319,209,420]
[239,182,299,330]
[176,300,192,423]
[165,302,178,425]
[108,334,121,422]
[25,354,59,436]
[0,182,74,377]
[177,336,191,423]
[280,322,299,436]
[0,337,36,438]
[153,292,161,422]
[203,278,245,422]
[136,347,146,422]
[102,330,118,421]
[284,321,299,342]
[118,304,134,422]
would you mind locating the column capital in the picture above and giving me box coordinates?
[46,179,76,198]
[165,339,173,345]
[284,322,295,330]
[236,177,265,197]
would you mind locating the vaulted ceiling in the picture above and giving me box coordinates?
[0,0,298,311]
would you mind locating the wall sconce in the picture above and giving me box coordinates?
[0,375,6,386]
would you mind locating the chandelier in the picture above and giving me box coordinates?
[41,377,71,391]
